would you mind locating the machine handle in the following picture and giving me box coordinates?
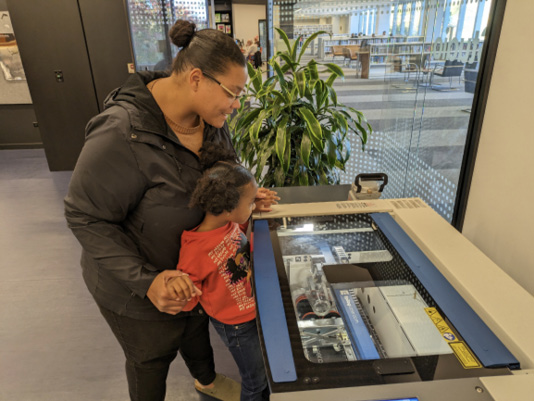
[354,173,388,193]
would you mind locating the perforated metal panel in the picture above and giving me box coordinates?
[340,130,456,222]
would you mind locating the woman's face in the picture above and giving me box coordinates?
[198,63,248,128]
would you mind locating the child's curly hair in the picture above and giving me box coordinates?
[189,142,255,216]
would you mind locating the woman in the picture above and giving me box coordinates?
[64,20,276,401]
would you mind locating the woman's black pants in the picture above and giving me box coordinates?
[99,305,216,401]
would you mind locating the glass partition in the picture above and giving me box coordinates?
[126,0,209,71]
[268,0,494,222]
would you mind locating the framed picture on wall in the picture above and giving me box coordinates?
[0,14,26,82]
[225,25,231,35]
[217,24,225,32]
[221,13,229,23]
[215,13,221,23]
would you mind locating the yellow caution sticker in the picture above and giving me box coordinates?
[449,342,482,369]
[425,307,482,369]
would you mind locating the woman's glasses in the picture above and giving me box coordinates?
[202,71,245,103]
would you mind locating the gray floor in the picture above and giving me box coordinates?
[0,149,240,401]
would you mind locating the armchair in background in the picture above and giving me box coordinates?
[391,53,430,88]
[342,46,361,71]
[404,54,430,83]
[430,59,464,91]
[331,45,345,61]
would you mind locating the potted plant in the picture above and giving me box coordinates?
[230,28,372,187]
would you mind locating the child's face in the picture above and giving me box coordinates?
[228,181,258,225]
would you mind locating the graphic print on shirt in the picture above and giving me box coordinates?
[227,241,253,298]
[208,227,255,312]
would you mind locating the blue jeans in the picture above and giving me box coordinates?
[210,317,270,401]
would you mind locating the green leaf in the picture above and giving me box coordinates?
[348,106,364,123]
[255,138,275,182]
[279,53,297,72]
[325,131,337,167]
[270,90,287,104]
[298,108,322,145]
[325,73,338,87]
[288,84,299,104]
[250,110,267,142]
[274,27,292,54]
[314,81,325,109]
[274,165,285,187]
[291,35,302,61]
[271,102,282,120]
[307,127,323,151]
[307,60,319,90]
[297,31,326,64]
[354,121,369,144]
[263,79,278,95]
[247,62,262,92]
[323,63,344,77]
[298,170,309,186]
[332,111,348,135]
[235,108,261,132]
[296,70,306,97]
[304,84,314,104]
[336,109,353,120]
[300,133,311,168]
[271,61,287,90]
[327,85,338,106]
[319,169,329,185]
[344,140,351,163]
[283,131,291,173]
[275,116,289,165]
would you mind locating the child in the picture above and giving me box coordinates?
[167,144,270,401]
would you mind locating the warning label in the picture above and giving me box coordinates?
[425,307,482,369]
[449,342,482,369]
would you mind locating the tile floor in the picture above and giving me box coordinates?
[0,149,239,401]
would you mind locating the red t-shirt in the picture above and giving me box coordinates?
[178,222,256,325]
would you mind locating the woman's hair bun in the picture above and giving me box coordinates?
[169,20,196,48]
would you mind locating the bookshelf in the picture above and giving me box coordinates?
[215,11,233,37]
[294,24,332,37]
[319,36,431,67]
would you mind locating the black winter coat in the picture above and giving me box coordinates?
[64,71,235,319]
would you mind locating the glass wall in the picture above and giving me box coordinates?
[269,0,493,222]
[126,0,209,71]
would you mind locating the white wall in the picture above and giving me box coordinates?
[232,4,266,44]
[376,8,390,35]
[463,0,534,295]
[332,16,341,34]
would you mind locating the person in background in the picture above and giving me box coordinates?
[167,143,270,401]
[243,39,258,63]
[64,19,277,401]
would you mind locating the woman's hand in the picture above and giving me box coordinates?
[254,188,280,213]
